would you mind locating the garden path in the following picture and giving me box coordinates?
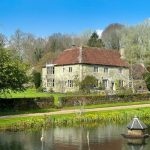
[0,104,150,119]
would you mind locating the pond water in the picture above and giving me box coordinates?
[0,124,150,150]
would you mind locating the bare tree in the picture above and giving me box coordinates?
[120,19,150,65]
[102,23,124,50]
[0,33,7,47]
[9,29,25,59]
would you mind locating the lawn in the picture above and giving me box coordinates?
[0,88,64,104]
[0,100,150,117]
[1,88,150,117]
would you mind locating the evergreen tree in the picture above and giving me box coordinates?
[87,32,104,48]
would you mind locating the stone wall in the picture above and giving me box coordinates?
[46,64,80,93]
[42,67,47,88]
[43,64,129,93]
[58,93,150,107]
[82,64,129,90]
[0,97,54,111]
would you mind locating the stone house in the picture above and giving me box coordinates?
[42,47,129,93]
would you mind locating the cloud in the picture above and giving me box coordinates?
[96,29,103,38]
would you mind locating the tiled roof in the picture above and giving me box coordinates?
[127,116,147,130]
[53,47,128,67]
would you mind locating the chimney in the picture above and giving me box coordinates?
[120,48,125,59]
[79,46,83,63]
[72,44,76,48]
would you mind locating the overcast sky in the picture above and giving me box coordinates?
[0,0,150,37]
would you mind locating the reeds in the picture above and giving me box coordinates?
[2,108,150,131]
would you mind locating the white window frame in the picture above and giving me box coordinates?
[104,67,108,73]
[119,68,123,74]
[102,79,108,88]
[119,80,124,87]
[47,67,54,74]
[69,67,72,72]
[47,79,55,87]
[68,80,73,87]
[94,66,98,72]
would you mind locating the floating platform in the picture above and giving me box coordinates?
[121,134,149,139]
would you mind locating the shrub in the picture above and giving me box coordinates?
[0,97,55,110]
[32,71,41,89]
[116,87,133,96]
[80,75,98,93]
[58,93,150,107]
[48,88,54,93]
[37,86,44,92]
[143,72,150,91]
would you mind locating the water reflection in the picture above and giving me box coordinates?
[127,144,145,150]
[0,125,149,150]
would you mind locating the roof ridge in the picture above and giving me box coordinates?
[53,47,128,67]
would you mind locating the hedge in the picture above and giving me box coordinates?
[58,93,150,107]
[0,96,54,110]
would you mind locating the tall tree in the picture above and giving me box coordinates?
[0,33,7,47]
[0,47,28,93]
[120,19,150,65]
[102,23,124,50]
[87,32,104,48]
[9,29,25,59]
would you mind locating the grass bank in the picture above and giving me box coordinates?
[0,107,150,131]
[0,88,64,104]
[0,100,150,116]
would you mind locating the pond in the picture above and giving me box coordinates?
[0,124,150,150]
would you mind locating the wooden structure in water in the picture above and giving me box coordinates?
[127,116,148,137]
[121,116,149,145]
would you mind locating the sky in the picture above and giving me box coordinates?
[0,0,150,37]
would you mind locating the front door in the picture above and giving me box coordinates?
[111,82,114,90]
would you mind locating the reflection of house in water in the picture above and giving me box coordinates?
[127,144,145,150]
[53,139,122,150]
[43,125,124,150]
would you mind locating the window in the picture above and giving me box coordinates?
[95,79,99,87]
[63,67,65,72]
[119,80,124,87]
[129,82,132,88]
[104,67,108,73]
[94,66,98,72]
[69,67,72,72]
[47,79,55,87]
[119,68,123,74]
[68,80,73,87]
[47,67,54,74]
[102,79,108,88]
